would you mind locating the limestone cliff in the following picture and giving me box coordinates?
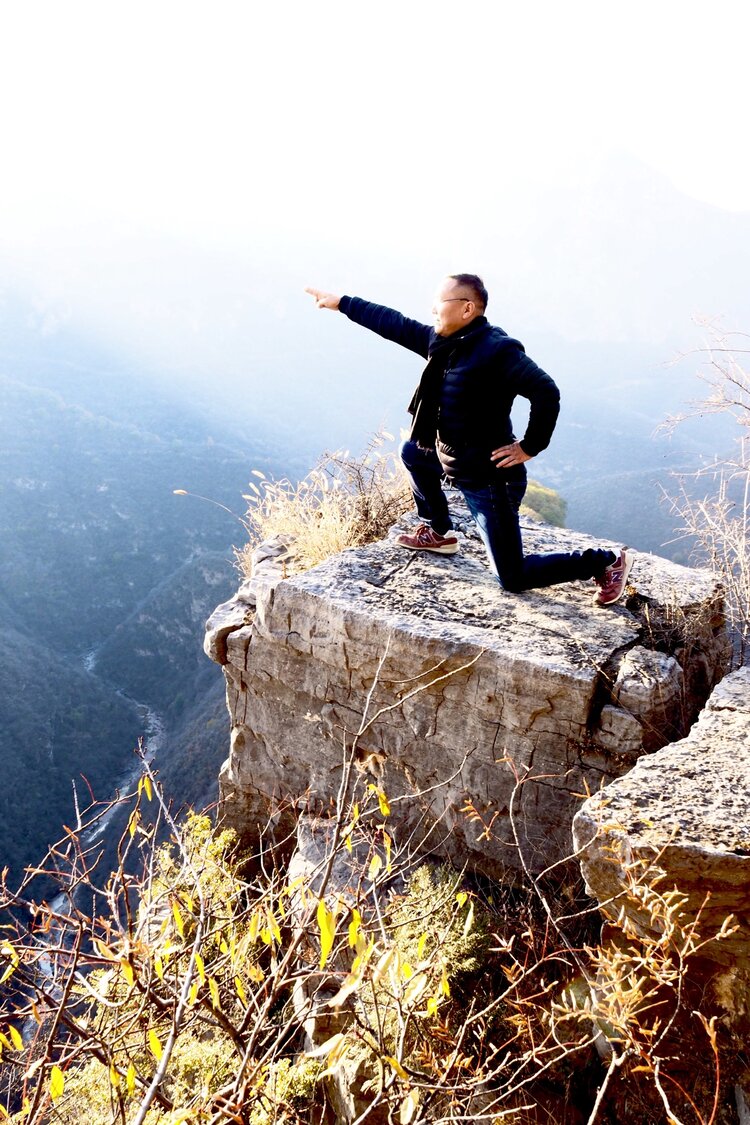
[574,665,750,1033]
[205,502,727,877]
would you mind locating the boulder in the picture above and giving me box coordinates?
[573,666,750,978]
[205,504,727,877]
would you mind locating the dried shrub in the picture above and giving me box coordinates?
[235,432,412,577]
[661,327,750,667]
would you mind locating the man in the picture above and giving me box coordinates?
[305,274,632,606]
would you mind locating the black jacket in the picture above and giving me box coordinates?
[339,296,561,486]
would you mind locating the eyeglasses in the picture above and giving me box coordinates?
[435,296,473,305]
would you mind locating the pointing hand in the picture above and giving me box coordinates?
[305,287,341,311]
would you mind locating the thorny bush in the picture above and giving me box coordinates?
[0,655,738,1125]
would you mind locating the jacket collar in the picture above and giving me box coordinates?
[428,315,489,356]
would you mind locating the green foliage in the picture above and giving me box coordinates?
[521,479,567,526]
[389,864,489,980]
[247,1058,322,1125]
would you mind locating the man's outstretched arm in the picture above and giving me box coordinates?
[305,286,432,359]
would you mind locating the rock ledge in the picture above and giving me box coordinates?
[205,506,726,876]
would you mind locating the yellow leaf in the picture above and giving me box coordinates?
[385,1055,409,1081]
[0,942,17,985]
[49,1065,65,1102]
[456,891,468,908]
[235,976,248,1006]
[372,947,396,986]
[194,951,206,984]
[148,1028,162,1061]
[417,933,428,959]
[153,956,164,981]
[143,775,153,801]
[400,1088,420,1124]
[351,936,375,974]
[247,963,264,983]
[317,899,336,970]
[368,854,383,881]
[209,977,221,1011]
[128,810,139,838]
[8,1025,23,1051]
[426,996,439,1018]
[318,1034,350,1078]
[126,1062,136,1096]
[440,968,450,998]
[329,971,362,1009]
[369,786,390,816]
[403,973,428,1007]
[120,960,134,987]
[384,830,392,873]
[109,1063,120,1088]
[348,908,362,949]
[0,1103,8,1118]
[172,902,185,938]
[188,980,200,1007]
[344,833,352,853]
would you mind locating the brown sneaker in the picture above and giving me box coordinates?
[396,523,460,555]
[593,548,634,606]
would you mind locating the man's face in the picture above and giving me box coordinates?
[431,278,479,337]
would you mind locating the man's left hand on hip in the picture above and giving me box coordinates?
[491,442,533,468]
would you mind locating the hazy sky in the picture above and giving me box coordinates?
[1,1,749,383]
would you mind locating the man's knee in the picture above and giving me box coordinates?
[399,439,420,469]
[492,561,524,593]
[498,575,524,594]
[400,438,442,475]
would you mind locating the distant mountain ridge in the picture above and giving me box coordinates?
[0,317,302,886]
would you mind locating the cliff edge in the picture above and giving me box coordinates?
[205,503,727,877]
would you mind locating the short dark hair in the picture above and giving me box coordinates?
[449,273,488,312]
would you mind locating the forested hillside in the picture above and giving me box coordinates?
[0,312,309,886]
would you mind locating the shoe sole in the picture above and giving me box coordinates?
[594,551,634,606]
[396,540,460,555]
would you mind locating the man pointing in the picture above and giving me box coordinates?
[305,274,632,606]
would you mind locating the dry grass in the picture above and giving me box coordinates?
[661,327,750,667]
[235,431,412,577]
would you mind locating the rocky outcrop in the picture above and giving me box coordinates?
[573,665,750,1028]
[205,502,727,877]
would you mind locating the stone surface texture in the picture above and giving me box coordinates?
[205,502,727,876]
[573,665,750,965]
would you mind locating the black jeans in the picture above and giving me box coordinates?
[400,440,616,591]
